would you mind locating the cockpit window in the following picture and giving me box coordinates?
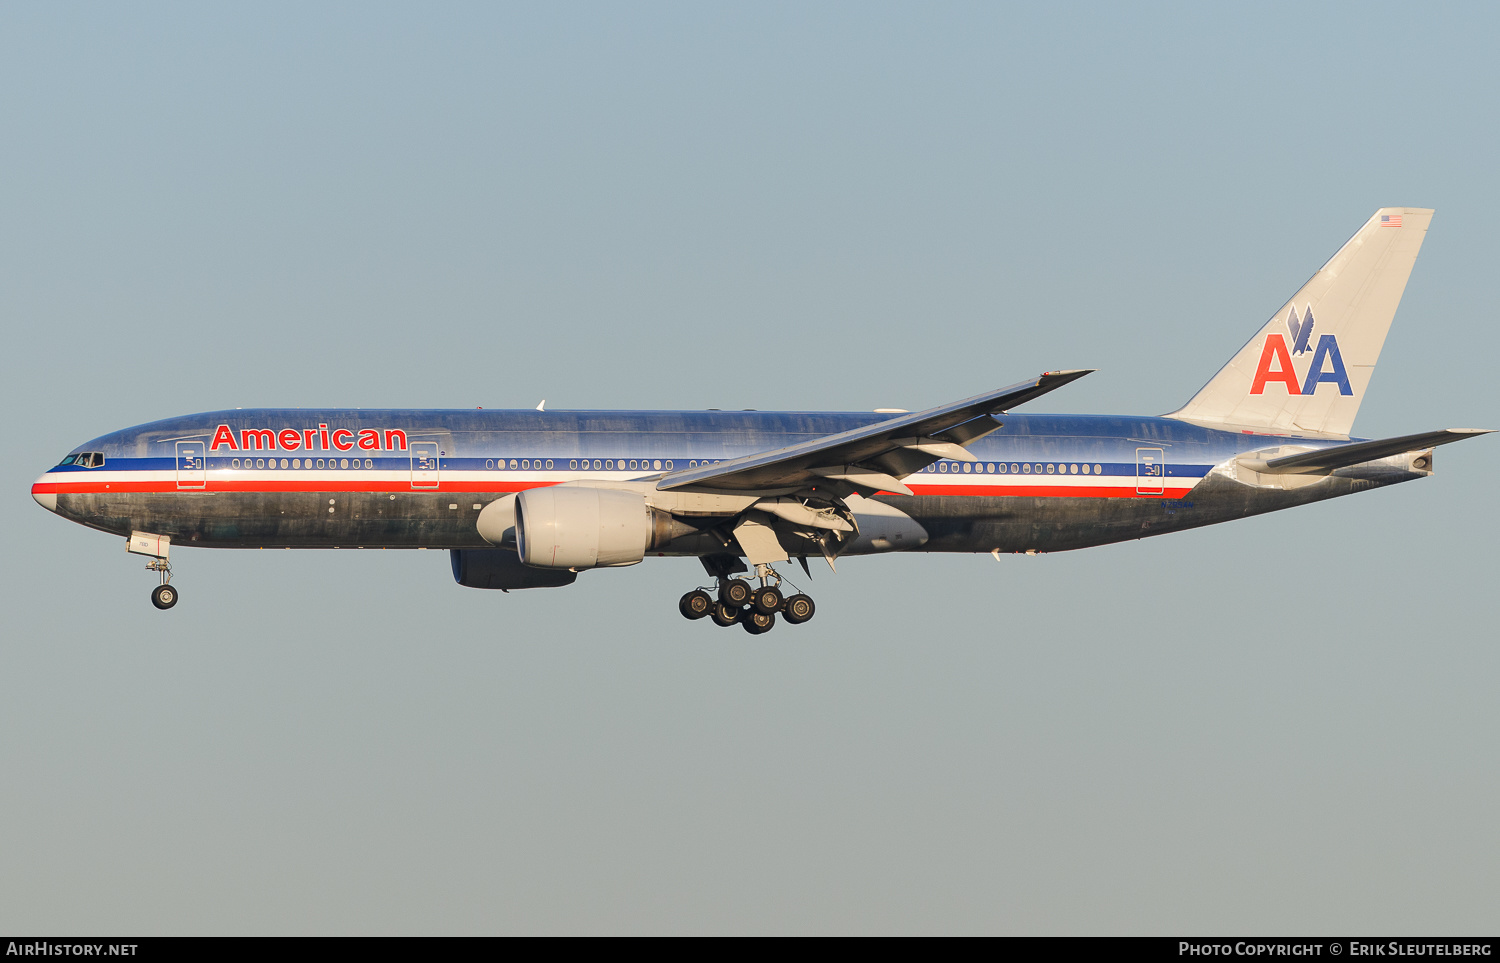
[58,454,77,466]
[65,452,106,468]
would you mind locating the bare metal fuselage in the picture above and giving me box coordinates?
[34,408,1427,559]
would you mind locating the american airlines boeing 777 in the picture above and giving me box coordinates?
[31,209,1491,631]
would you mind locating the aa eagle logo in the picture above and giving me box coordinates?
[1286,305,1316,356]
[1249,304,1353,397]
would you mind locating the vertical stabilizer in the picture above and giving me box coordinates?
[1167,208,1433,437]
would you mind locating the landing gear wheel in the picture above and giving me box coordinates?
[709,602,742,627]
[151,584,178,610]
[751,585,782,615]
[679,590,713,620]
[742,611,776,635]
[719,578,752,607]
[783,594,815,624]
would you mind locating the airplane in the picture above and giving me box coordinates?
[30,208,1492,632]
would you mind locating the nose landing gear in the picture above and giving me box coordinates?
[147,558,178,610]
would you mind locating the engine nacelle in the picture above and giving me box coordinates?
[450,549,578,590]
[514,486,691,569]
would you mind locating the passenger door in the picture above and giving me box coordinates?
[410,441,440,489]
[175,441,206,490]
[1136,447,1165,495]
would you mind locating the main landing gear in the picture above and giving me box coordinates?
[147,558,178,610]
[678,564,816,635]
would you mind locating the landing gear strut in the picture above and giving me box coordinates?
[147,558,178,610]
[680,558,816,633]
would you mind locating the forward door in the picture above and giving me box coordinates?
[175,441,206,490]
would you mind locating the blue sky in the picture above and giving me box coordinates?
[2,2,1496,933]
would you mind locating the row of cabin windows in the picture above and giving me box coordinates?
[481,458,719,472]
[225,456,725,472]
[924,462,1106,475]
[231,457,372,470]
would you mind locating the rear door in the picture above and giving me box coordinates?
[1136,447,1165,495]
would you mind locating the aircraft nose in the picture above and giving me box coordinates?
[32,476,58,513]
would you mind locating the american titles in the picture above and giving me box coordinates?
[209,424,409,452]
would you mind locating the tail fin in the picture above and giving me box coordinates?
[1167,207,1433,437]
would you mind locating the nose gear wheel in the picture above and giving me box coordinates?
[145,557,179,610]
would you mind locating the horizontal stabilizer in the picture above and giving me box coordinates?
[1242,428,1492,475]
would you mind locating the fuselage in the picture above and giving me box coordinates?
[31,407,1422,557]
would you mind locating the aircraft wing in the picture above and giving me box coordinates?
[656,370,1094,495]
[1249,428,1494,475]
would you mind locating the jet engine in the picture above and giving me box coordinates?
[514,486,693,569]
[450,549,578,590]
